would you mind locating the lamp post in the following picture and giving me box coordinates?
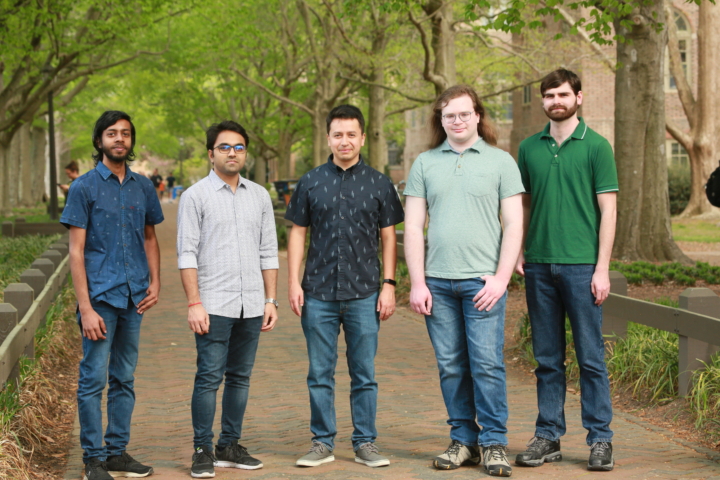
[43,65,59,220]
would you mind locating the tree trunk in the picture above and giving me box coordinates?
[0,141,9,215]
[422,0,457,94]
[31,126,47,204]
[367,68,387,172]
[613,3,690,262]
[18,123,34,207]
[672,1,720,218]
[312,110,330,168]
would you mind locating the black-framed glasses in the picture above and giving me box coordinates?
[441,111,474,124]
[214,144,247,154]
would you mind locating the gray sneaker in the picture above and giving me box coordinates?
[354,442,390,467]
[296,441,335,467]
[433,440,481,469]
[484,444,512,477]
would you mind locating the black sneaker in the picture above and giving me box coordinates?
[106,451,154,477]
[84,458,112,480]
[191,446,216,478]
[515,436,562,467]
[214,442,263,470]
[588,442,614,471]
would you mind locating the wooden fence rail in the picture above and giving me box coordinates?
[0,234,70,388]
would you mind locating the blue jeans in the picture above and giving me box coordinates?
[524,263,613,445]
[77,298,142,462]
[301,292,380,450]
[425,277,509,447]
[192,314,263,448]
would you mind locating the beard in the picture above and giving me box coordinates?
[102,144,130,163]
[544,101,579,121]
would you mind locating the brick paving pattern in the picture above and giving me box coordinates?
[64,202,720,479]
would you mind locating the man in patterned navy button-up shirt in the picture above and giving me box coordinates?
[62,110,163,480]
[286,105,403,469]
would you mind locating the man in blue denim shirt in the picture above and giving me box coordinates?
[61,111,163,480]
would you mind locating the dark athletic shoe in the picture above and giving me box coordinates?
[433,440,481,470]
[515,436,562,467]
[588,442,614,471]
[84,458,112,480]
[214,442,263,470]
[106,451,154,477]
[190,446,215,478]
[483,444,512,477]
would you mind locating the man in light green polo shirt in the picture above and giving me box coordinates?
[404,85,524,478]
[514,68,618,472]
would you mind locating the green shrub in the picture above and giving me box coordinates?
[668,163,691,215]
[625,273,643,285]
[675,274,696,286]
[688,354,720,428]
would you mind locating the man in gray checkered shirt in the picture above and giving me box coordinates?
[177,120,279,479]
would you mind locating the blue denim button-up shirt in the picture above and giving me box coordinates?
[61,162,164,308]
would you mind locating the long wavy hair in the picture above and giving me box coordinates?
[428,85,497,149]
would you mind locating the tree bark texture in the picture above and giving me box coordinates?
[367,68,388,173]
[421,0,457,95]
[666,0,720,217]
[613,3,689,262]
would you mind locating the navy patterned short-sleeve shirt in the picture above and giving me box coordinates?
[285,155,404,301]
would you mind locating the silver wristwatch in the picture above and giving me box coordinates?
[265,298,279,308]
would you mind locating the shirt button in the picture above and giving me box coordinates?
[554,155,558,158]
[458,165,461,168]
[121,206,125,209]
[341,216,344,219]
[122,224,126,227]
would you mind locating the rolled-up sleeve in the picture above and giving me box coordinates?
[177,192,201,269]
[259,192,279,270]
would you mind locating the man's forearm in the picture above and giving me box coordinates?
[287,225,307,286]
[596,211,616,270]
[145,234,161,284]
[70,252,92,312]
[495,221,523,282]
[179,269,202,304]
[380,227,397,280]
[262,269,279,299]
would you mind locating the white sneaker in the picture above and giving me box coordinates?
[484,444,512,477]
[433,440,481,470]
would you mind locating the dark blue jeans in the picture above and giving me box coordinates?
[425,277,509,447]
[301,292,380,450]
[524,263,613,445]
[191,314,263,448]
[77,299,142,462]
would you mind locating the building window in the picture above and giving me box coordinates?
[668,141,689,166]
[522,85,532,105]
[665,10,692,90]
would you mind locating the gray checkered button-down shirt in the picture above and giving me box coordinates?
[177,170,279,318]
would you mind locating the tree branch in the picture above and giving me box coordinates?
[232,68,315,116]
[666,117,693,152]
[339,74,433,103]
[665,1,696,128]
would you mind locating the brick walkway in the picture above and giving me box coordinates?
[64,202,720,479]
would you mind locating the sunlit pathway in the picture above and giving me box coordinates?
[64,201,720,479]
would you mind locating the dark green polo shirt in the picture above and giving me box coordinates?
[518,118,618,264]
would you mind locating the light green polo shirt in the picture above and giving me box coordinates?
[404,137,525,279]
[518,118,618,264]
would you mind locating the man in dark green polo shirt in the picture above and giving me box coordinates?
[515,69,618,472]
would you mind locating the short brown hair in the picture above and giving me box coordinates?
[540,69,582,96]
[428,85,497,149]
[64,160,79,173]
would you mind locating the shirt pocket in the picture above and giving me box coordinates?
[464,173,496,199]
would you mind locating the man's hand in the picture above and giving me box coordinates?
[289,282,304,317]
[377,284,396,321]
[262,303,278,331]
[410,283,432,315]
[137,281,160,314]
[515,252,526,277]
[188,304,210,334]
[591,267,611,305]
[473,275,508,312]
[80,308,107,341]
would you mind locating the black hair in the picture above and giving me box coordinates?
[205,120,250,151]
[326,105,365,134]
[91,110,136,165]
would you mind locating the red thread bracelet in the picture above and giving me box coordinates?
[188,301,202,307]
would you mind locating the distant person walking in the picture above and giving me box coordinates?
[150,168,163,200]
[285,105,404,469]
[404,85,524,477]
[61,111,163,480]
[514,68,618,472]
[59,160,80,195]
[177,120,279,479]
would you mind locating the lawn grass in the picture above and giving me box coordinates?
[672,218,720,243]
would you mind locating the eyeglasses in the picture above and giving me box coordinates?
[214,144,247,154]
[441,111,475,124]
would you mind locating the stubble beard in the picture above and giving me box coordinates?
[102,144,130,164]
